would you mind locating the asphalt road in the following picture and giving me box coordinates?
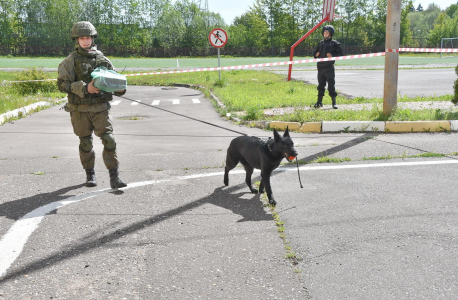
[278,68,456,98]
[1,86,458,299]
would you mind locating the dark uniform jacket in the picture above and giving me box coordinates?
[313,38,344,67]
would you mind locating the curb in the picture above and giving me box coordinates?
[385,121,450,133]
[0,101,51,125]
[238,120,455,133]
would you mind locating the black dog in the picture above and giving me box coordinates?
[224,126,298,205]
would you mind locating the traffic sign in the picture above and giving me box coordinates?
[209,28,228,48]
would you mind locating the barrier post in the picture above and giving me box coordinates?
[383,0,401,115]
[287,16,329,81]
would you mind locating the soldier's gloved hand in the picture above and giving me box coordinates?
[87,79,100,94]
[327,53,332,58]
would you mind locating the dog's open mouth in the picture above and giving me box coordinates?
[285,153,296,162]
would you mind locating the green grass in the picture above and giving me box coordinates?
[127,69,339,111]
[274,105,458,122]
[0,69,63,115]
[127,69,455,121]
[362,151,457,161]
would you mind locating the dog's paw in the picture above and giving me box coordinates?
[250,188,259,194]
[268,198,277,206]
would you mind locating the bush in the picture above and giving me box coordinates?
[244,105,264,120]
[13,67,58,95]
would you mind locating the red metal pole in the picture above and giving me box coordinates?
[288,16,329,81]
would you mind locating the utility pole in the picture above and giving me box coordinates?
[383,0,402,115]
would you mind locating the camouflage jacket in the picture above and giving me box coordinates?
[57,45,126,111]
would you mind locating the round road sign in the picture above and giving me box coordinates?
[209,28,228,48]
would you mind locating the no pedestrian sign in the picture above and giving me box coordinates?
[209,28,228,48]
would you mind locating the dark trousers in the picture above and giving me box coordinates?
[317,65,337,97]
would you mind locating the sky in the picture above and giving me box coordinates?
[206,0,458,25]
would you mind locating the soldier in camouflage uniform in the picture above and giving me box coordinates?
[57,21,127,189]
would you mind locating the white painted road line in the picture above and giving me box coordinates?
[152,100,160,106]
[2,159,458,277]
[131,100,141,105]
[111,100,122,106]
[192,99,201,104]
[172,100,180,105]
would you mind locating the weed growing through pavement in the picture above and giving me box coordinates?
[31,171,45,175]
[256,181,301,266]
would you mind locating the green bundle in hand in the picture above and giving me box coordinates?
[91,66,127,93]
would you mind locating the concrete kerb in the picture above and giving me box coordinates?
[0,101,52,125]
[268,120,453,133]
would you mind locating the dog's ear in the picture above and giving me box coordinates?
[284,126,290,137]
[273,128,281,141]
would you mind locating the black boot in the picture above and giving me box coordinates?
[85,168,97,187]
[109,169,127,189]
[311,96,324,109]
[332,97,338,109]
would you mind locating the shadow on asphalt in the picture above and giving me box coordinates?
[0,182,271,282]
[4,131,447,281]
[0,184,85,221]
[297,132,381,164]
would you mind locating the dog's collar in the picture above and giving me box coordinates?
[266,139,277,156]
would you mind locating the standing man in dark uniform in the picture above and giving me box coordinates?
[311,25,344,109]
[57,21,127,189]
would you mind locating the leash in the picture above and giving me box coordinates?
[118,95,303,188]
[118,95,248,136]
[296,158,304,188]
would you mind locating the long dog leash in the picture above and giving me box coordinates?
[119,95,248,136]
[118,95,303,188]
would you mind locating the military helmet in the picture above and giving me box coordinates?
[71,21,98,40]
[322,25,335,36]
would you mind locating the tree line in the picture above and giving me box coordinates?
[0,0,457,57]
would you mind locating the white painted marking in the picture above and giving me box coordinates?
[111,100,121,105]
[152,100,160,106]
[192,99,201,104]
[172,100,180,105]
[131,100,141,106]
[2,159,458,277]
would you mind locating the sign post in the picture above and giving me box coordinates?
[209,28,228,81]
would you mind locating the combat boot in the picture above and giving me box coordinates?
[85,168,97,187]
[332,97,338,109]
[109,169,127,189]
[311,96,324,109]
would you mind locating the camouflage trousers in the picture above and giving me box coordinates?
[70,109,119,170]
